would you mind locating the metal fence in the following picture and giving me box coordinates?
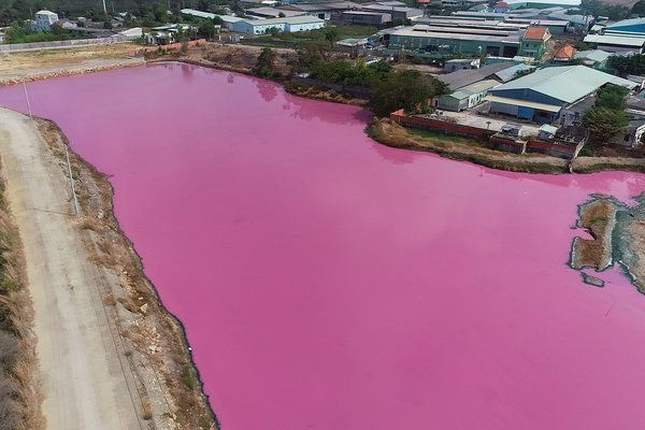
[0,36,129,53]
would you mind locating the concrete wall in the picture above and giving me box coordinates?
[0,35,128,52]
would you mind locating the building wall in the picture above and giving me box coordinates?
[342,13,390,25]
[519,40,546,57]
[285,21,325,32]
[389,34,519,57]
[35,12,58,31]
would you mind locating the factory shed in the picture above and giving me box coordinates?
[487,65,637,122]
[583,34,645,53]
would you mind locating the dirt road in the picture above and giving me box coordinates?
[0,108,145,430]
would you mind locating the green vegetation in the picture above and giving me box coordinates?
[580,0,629,20]
[310,59,393,88]
[607,54,645,77]
[254,47,280,78]
[369,70,448,117]
[6,20,81,44]
[583,85,630,143]
[632,0,645,16]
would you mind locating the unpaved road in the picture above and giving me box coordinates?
[0,108,145,430]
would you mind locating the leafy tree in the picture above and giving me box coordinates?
[632,0,645,16]
[212,16,224,26]
[324,27,339,47]
[254,47,278,77]
[583,106,629,143]
[607,54,645,76]
[580,0,628,20]
[267,26,281,37]
[309,59,393,88]
[369,70,448,117]
[595,84,629,110]
[198,19,217,40]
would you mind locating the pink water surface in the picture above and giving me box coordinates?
[3,63,645,429]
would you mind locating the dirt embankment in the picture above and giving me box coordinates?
[369,118,571,173]
[570,194,645,294]
[35,117,218,430]
[0,158,43,429]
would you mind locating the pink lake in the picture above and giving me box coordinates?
[3,63,645,429]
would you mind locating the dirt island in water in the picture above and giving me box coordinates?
[571,194,645,293]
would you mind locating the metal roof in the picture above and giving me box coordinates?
[584,34,645,47]
[439,63,518,89]
[490,65,638,104]
[246,7,305,17]
[494,63,533,82]
[239,15,325,25]
[390,26,521,43]
[574,49,612,63]
[485,95,562,112]
[606,17,645,30]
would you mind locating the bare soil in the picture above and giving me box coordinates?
[0,44,143,85]
[36,117,217,430]
[570,199,616,271]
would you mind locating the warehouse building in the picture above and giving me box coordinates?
[281,2,360,20]
[245,7,307,18]
[232,15,325,33]
[486,65,637,123]
[603,17,645,37]
[341,10,391,25]
[437,79,501,110]
[359,4,424,20]
[583,34,645,53]
[387,24,523,57]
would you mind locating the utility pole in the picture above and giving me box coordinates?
[22,82,32,119]
[102,0,107,14]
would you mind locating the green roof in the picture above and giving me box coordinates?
[490,65,638,104]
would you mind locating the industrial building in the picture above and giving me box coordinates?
[245,7,307,18]
[385,22,550,58]
[232,15,325,33]
[486,65,637,123]
[181,9,244,30]
[341,11,391,25]
[280,2,361,20]
[583,34,645,53]
[359,4,424,20]
[603,17,645,37]
[387,24,523,57]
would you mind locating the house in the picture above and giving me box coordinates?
[519,26,550,58]
[487,65,638,123]
[537,123,557,139]
[552,44,576,62]
[437,79,501,110]
[34,10,58,31]
[492,1,511,13]
[232,15,325,34]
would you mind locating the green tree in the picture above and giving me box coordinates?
[267,26,281,37]
[583,106,629,143]
[632,0,645,15]
[369,70,448,117]
[595,84,629,110]
[198,20,217,39]
[607,54,645,76]
[254,47,278,77]
[324,27,339,47]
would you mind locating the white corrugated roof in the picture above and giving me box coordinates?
[490,65,637,104]
[584,34,645,47]
[485,95,562,112]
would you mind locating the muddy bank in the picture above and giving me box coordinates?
[35,117,218,430]
[570,194,645,294]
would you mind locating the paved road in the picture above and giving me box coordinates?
[0,108,144,430]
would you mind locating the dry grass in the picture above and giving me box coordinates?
[571,200,616,271]
[0,172,44,430]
